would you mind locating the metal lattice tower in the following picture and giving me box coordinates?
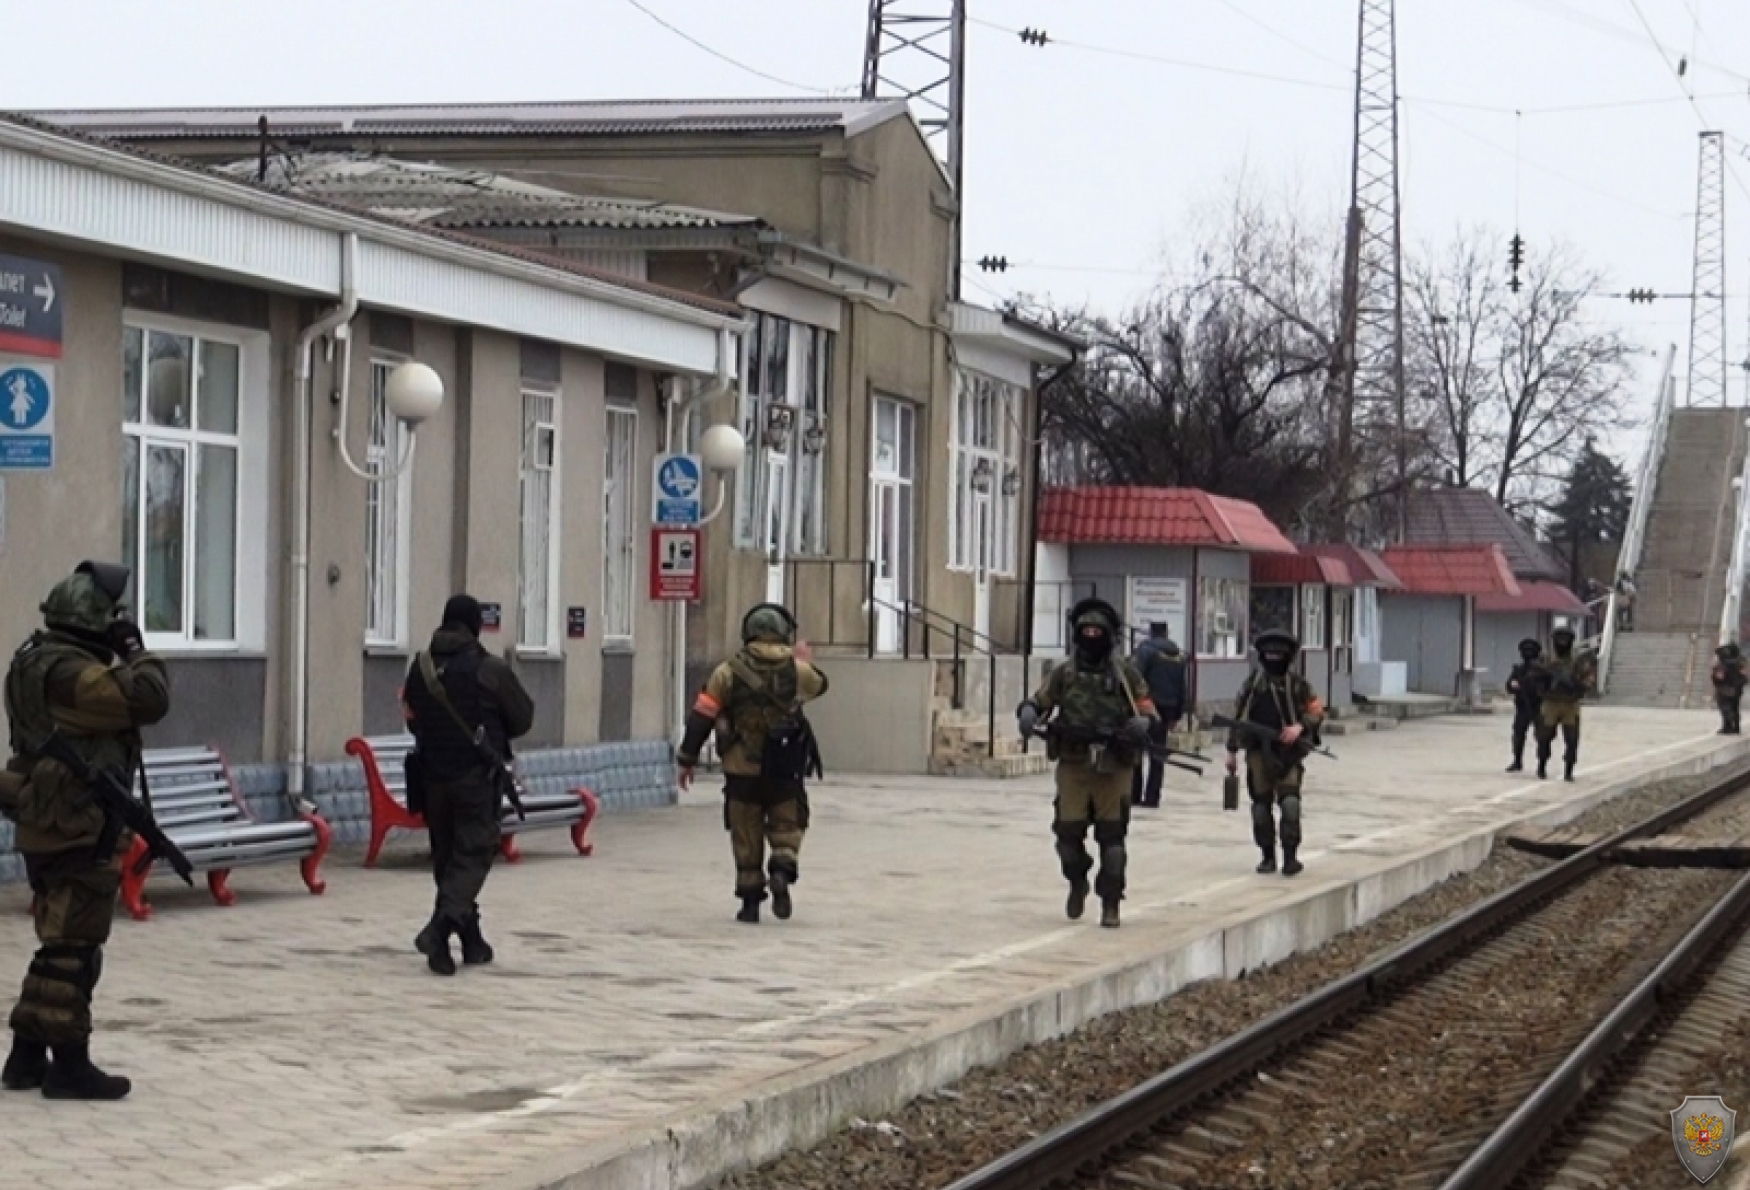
[862,0,966,296]
[1334,0,1408,541]
[1687,131,1729,408]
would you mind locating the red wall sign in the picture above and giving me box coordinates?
[650,528,702,602]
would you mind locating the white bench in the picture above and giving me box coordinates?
[120,747,332,922]
[346,734,598,867]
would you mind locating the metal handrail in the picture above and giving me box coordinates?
[1600,345,1677,691]
[1718,411,1750,645]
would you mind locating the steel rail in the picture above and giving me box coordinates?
[939,764,1750,1190]
[1438,864,1750,1190]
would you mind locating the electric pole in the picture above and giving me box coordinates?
[1686,131,1728,408]
[862,0,967,298]
[1329,0,1408,543]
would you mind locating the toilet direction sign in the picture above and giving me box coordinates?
[0,361,55,470]
[0,255,64,360]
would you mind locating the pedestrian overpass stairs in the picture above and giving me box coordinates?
[1605,631,1712,708]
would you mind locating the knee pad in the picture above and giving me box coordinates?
[1095,844,1127,896]
[1250,800,1275,828]
[1278,795,1303,847]
[1053,818,1091,844]
[1093,820,1127,849]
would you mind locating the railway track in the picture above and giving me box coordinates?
[941,766,1750,1190]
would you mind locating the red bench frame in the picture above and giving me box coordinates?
[345,736,598,868]
[119,747,333,922]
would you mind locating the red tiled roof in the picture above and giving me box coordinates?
[1380,545,1522,597]
[1037,487,1298,553]
[1252,550,1354,586]
[1307,543,1404,589]
[1476,580,1589,615]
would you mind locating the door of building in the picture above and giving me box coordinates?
[869,397,916,655]
[763,453,789,605]
[972,492,994,642]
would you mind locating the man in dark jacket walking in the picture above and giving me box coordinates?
[402,595,535,976]
[1130,624,1188,808]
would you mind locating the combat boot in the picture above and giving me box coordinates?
[736,897,761,924]
[1282,847,1304,877]
[1563,761,1575,783]
[2,1036,47,1091]
[1536,760,1548,780]
[1100,899,1121,929]
[40,1043,130,1101]
[1256,847,1277,874]
[417,917,457,976]
[1065,879,1089,921]
[1505,757,1524,773]
[768,864,794,921]
[457,912,494,966]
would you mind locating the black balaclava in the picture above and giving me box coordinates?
[1258,644,1293,676]
[1070,599,1119,667]
[1518,639,1542,662]
[443,594,484,638]
[1552,628,1575,659]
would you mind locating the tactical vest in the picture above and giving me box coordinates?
[1236,672,1310,734]
[2,632,136,842]
[1053,658,1137,736]
[725,653,801,767]
[406,645,507,775]
[1540,651,1594,704]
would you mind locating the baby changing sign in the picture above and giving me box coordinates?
[0,360,54,470]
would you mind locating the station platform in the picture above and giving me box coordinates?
[0,708,1742,1190]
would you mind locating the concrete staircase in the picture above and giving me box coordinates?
[929,655,1054,778]
[1607,407,1746,707]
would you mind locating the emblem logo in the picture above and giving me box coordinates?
[1671,1096,1738,1184]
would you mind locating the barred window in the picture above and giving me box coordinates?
[518,388,560,651]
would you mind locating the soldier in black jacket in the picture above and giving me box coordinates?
[1504,638,1543,773]
[402,595,535,976]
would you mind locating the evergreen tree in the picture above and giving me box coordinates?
[1548,440,1632,589]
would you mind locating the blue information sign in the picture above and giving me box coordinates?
[653,453,703,526]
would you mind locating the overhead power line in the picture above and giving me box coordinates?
[1621,0,1750,205]
[620,0,845,95]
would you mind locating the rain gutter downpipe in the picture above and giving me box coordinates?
[288,232,360,805]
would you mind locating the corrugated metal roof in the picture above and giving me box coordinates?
[32,98,914,141]
[1403,488,1567,582]
[1252,550,1354,586]
[1037,487,1298,553]
[1476,580,1590,615]
[212,153,764,232]
[1380,545,1522,597]
[1307,544,1404,589]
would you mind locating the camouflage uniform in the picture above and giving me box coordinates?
[1,563,169,1101]
[1020,600,1156,929]
[1712,644,1745,735]
[1532,628,1595,782]
[678,605,828,924]
[1226,630,1325,877]
[1504,639,1544,773]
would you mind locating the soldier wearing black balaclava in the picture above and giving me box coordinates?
[1224,630,1325,876]
[1712,643,1746,735]
[1018,599,1156,929]
[1504,638,1544,773]
[1531,625,1594,782]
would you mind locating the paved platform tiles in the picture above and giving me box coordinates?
[0,708,1741,1190]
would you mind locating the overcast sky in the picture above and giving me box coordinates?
[9,0,1750,458]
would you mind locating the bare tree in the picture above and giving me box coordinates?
[1406,233,1503,489]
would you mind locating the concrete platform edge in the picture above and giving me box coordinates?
[486,737,1750,1190]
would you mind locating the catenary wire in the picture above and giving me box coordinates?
[1621,0,1750,205]
[620,0,847,95]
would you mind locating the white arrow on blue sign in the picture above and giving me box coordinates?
[653,453,703,526]
[0,360,55,470]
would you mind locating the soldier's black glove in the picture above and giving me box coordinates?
[1123,716,1152,748]
[107,619,146,658]
[1017,702,1040,738]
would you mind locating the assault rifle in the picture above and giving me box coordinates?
[33,729,194,885]
[1029,719,1209,777]
[471,727,528,822]
[1210,714,1337,761]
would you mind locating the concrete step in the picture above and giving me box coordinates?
[929,752,1053,779]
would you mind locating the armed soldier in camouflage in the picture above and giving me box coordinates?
[1224,630,1325,877]
[1532,625,1595,782]
[1533,623,1603,780]
[1,562,169,1101]
[1018,599,1157,929]
[677,604,828,924]
[1712,643,1745,735]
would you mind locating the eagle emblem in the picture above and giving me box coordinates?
[1671,1096,1737,1183]
[1686,1113,1726,1157]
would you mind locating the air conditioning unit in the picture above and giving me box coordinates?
[1211,611,1231,635]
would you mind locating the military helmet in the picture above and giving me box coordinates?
[1719,642,1742,660]
[1253,628,1301,657]
[41,561,129,636]
[741,602,796,645]
[1518,638,1542,660]
[1551,625,1576,643]
[1068,598,1121,634]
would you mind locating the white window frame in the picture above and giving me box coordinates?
[949,369,1025,577]
[517,385,562,654]
[364,357,415,649]
[603,405,639,644]
[121,315,268,654]
[1197,576,1249,659]
[1332,587,1355,648]
[1302,583,1327,649]
[733,312,833,556]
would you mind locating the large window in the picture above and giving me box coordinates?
[1332,588,1354,648]
[949,370,1025,576]
[1198,576,1249,659]
[518,387,560,651]
[1250,586,1296,638]
[1302,584,1327,649]
[364,359,414,647]
[122,325,243,647]
[603,406,638,643]
[870,397,918,623]
[734,312,834,556]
